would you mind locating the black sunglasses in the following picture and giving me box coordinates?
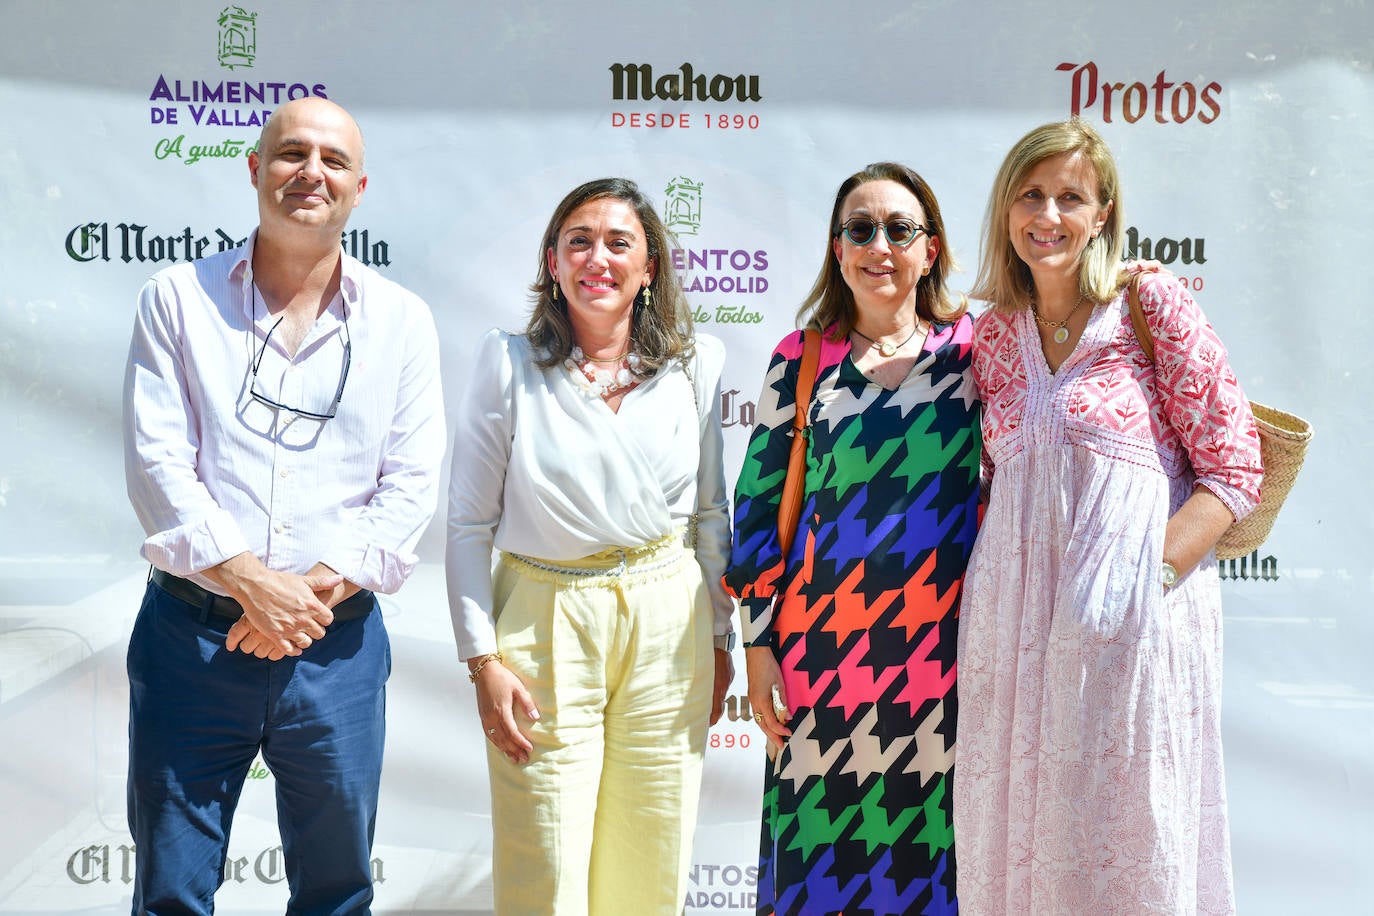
[249,296,351,421]
[836,217,929,248]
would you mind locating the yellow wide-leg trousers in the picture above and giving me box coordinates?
[487,535,714,916]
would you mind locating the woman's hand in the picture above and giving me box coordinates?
[1163,485,1236,582]
[709,648,735,726]
[470,657,540,765]
[745,646,792,752]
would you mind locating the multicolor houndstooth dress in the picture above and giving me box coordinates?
[725,319,981,916]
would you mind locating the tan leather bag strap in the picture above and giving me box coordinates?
[777,329,822,556]
[1127,273,1156,363]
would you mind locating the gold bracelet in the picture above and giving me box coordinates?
[468,652,503,682]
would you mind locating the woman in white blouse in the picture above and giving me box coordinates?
[446,177,736,916]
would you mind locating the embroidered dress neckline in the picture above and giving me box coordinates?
[1026,300,1111,380]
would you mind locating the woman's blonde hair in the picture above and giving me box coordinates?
[798,162,965,338]
[971,118,1126,311]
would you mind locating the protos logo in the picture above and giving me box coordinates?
[1057,61,1221,124]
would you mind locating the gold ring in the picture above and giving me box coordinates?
[753,713,764,722]
[487,728,497,736]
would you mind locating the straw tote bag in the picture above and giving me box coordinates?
[1127,277,1312,561]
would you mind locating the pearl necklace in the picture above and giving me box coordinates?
[1030,296,1089,344]
[565,345,643,398]
[850,323,922,357]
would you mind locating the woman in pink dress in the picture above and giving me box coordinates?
[953,119,1263,915]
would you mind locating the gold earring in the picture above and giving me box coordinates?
[643,286,653,309]
[552,280,559,302]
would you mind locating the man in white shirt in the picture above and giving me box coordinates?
[122,97,445,915]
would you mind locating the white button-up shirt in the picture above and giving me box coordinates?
[123,234,446,595]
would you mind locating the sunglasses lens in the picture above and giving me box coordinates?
[845,220,877,245]
[887,221,919,245]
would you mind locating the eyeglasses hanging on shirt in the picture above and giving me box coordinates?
[249,287,352,421]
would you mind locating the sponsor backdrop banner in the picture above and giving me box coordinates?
[2,2,1370,913]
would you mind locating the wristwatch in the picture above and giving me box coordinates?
[1161,562,1179,590]
[713,632,736,652]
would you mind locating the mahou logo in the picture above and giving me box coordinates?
[1057,61,1221,124]
[609,63,762,131]
[609,63,761,103]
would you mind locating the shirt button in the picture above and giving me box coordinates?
[273,523,284,533]
[280,468,289,478]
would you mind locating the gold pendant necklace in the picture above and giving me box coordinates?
[1030,296,1088,344]
[851,323,921,357]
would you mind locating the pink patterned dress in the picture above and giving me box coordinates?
[954,273,1262,915]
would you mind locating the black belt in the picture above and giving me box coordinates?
[149,568,376,623]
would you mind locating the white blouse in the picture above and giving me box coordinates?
[445,329,734,659]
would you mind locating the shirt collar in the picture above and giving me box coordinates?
[230,229,361,322]
[230,231,256,320]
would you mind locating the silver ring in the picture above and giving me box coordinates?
[487,728,497,736]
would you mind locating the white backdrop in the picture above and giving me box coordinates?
[2,1,1371,913]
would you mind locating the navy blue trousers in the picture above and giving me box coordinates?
[126,579,389,915]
